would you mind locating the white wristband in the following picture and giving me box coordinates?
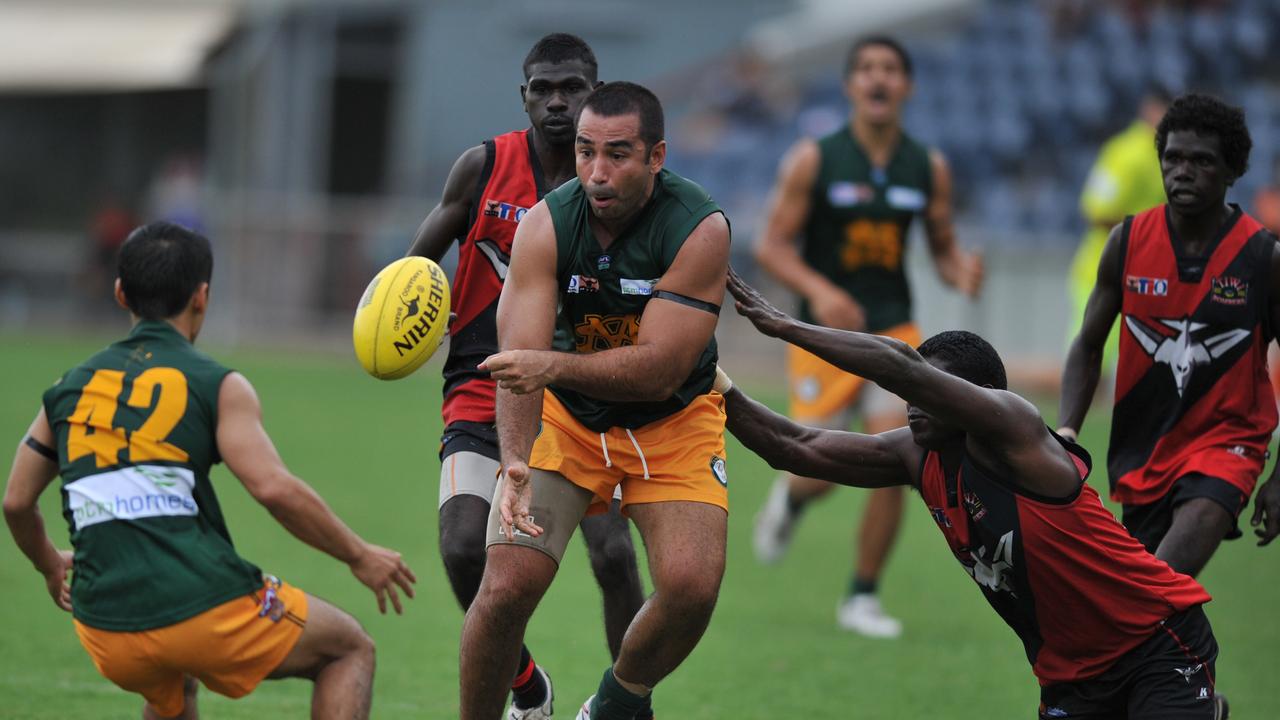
[713,365,733,394]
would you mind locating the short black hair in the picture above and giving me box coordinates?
[580,81,664,152]
[523,33,597,81]
[117,222,213,321]
[1155,93,1252,180]
[917,330,1007,391]
[845,35,913,78]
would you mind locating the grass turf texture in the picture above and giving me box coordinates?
[1,332,1276,719]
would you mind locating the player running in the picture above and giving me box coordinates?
[751,34,982,637]
[405,33,647,719]
[4,222,415,720]
[722,269,1224,720]
[1061,93,1280,580]
[465,81,731,720]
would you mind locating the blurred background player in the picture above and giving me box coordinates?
[404,33,647,719]
[4,222,416,720]
[1066,86,1171,377]
[469,82,731,720]
[750,35,983,638]
[1061,93,1280,582]
[721,269,1224,720]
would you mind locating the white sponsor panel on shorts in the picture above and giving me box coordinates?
[66,465,198,530]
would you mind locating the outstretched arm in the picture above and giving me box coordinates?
[924,150,983,297]
[217,373,417,614]
[720,374,911,487]
[1250,241,1280,546]
[3,409,73,612]
[1059,223,1125,439]
[728,270,1077,496]
[404,144,487,261]
[483,211,730,402]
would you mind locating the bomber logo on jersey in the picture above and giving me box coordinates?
[574,313,640,352]
[1211,275,1248,306]
[828,181,874,207]
[1123,315,1252,396]
[886,186,927,211]
[1126,275,1169,296]
[567,275,600,294]
[483,199,530,223]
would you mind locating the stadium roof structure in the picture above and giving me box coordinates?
[0,1,240,92]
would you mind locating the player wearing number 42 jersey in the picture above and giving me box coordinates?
[722,270,1222,719]
[1062,94,1280,589]
[3,223,415,720]
[751,34,982,638]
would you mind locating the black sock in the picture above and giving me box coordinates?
[851,575,877,596]
[593,667,647,720]
[511,645,547,710]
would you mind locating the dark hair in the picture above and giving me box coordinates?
[523,33,598,81]
[917,330,1007,391]
[580,81,664,151]
[117,222,213,321]
[1155,93,1251,180]
[845,35,913,78]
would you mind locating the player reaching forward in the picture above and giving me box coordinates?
[751,34,982,637]
[722,269,1224,720]
[465,81,731,720]
[1061,93,1280,579]
[4,222,415,720]
[405,33,647,719]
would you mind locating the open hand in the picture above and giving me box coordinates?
[479,350,556,395]
[44,549,73,612]
[1251,476,1280,546]
[349,544,417,614]
[498,462,543,539]
[727,267,796,337]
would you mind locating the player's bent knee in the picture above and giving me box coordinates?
[439,527,487,578]
[586,532,638,589]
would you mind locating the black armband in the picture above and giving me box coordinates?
[653,290,720,315]
[24,435,57,462]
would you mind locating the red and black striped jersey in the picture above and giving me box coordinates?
[919,434,1211,685]
[441,129,548,426]
[1111,204,1277,504]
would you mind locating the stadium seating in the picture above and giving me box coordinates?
[671,0,1280,246]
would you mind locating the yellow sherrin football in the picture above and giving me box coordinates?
[353,257,451,380]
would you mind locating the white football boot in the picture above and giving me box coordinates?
[753,477,797,564]
[507,665,554,720]
[836,594,902,639]
[574,695,595,720]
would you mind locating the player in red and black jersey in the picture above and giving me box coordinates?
[720,270,1223,719]
[404,34,648,719]
[1062,94,1280,586]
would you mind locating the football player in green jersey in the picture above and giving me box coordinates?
[4,222,415,720]
[752,35,983,638]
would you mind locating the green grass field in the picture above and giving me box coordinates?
[1,331,1277,719]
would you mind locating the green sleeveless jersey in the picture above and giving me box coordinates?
[801,126,933,332]
[42,321,261,631]
[545,169,722,432]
